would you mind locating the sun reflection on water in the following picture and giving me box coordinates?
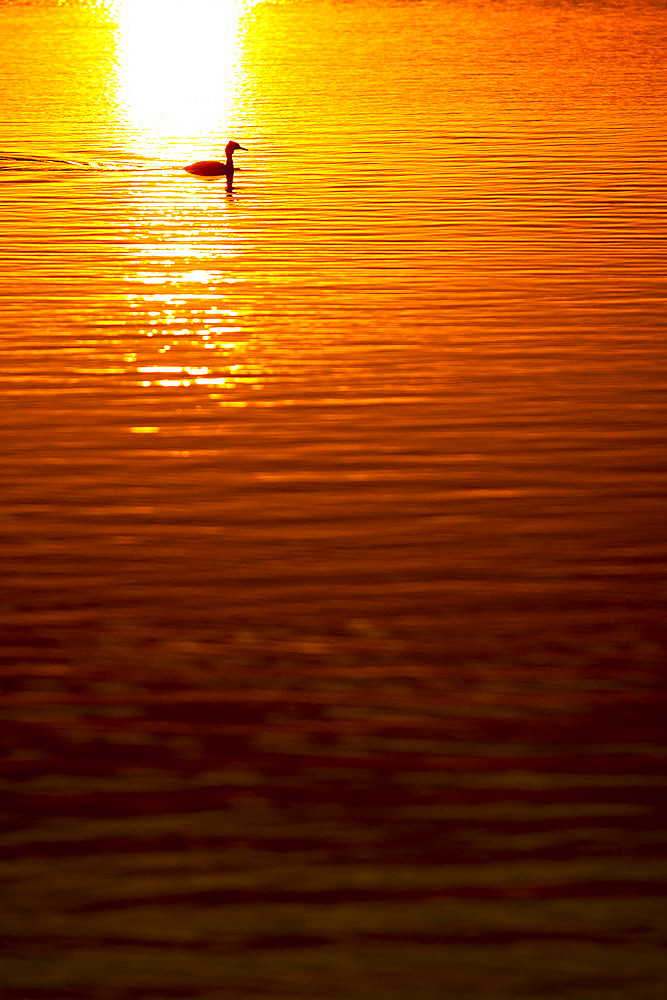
[105,0,262,407]
[123,267,256,397]
[111,0,254,160]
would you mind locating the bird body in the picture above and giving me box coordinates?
[184,141,246,179]
[184,160,229,176]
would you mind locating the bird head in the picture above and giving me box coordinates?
[225,140,247,155]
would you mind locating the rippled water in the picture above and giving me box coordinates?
[1,1,666,998]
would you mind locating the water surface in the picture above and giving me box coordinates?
[1,1,666,997]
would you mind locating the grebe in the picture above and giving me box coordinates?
[184,141,247,178]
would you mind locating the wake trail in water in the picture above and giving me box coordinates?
[0,154,175,174]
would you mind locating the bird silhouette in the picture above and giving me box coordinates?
[184,141,247,186]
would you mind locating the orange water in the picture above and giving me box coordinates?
[1,1,666,997]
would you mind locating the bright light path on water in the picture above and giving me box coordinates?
[110,0,253,160]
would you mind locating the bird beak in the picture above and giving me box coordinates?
[237,145,247,150]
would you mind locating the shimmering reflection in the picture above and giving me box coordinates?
[111,0,253,160]
[115,153,255,391]
[109,0,259,394]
